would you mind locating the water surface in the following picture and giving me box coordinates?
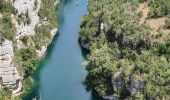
[38,0,93,100]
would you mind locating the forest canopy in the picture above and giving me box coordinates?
[79,0,170,99]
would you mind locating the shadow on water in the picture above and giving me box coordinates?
[62,0,72,5]
[22,31,60,100]
[23,2,62,99]
[23,0,100,100]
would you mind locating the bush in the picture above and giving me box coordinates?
[21,36,29,45]
[14,46,38,77]
[79,0,170,99]
[17,12,31,25]
[165,17,170,29]
[148,0,170,18]
[38,0,58,27]
[0,16,15,41]
[0,1,16,14]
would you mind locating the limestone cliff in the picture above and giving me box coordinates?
[0,39,22,94]
[0,0,59,96]
[11,0,41,38]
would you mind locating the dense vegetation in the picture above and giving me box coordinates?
[0,0,15,14]
[0,1,16,41]
[0,87,21,100]
[148,0,170,18]
[32,0,59,49]
[79,0,170,99]
[165,17,170,29]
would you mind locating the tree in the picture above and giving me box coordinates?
[79,0,170,99]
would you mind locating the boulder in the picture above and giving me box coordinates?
[111,72,126,92]
[78,40,90,51]
[127,75,144,96]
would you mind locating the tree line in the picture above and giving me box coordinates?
[79,0,170,99]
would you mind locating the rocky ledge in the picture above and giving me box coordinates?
[0,39,22,95]
[0,0,59,96]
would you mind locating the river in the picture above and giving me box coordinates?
[25,0,95,100]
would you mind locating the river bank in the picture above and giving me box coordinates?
[0,0,59,99]
[79,0,170,99]
[18,0,60,98]
[25,0,97,100]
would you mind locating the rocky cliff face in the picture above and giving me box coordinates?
[0,39,22,94]
[11,0,58,56]
[110,72,144,99]
[0,0,58,96]
[0,0,42,95]
[11,0,41,38]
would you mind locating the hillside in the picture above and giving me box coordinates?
[79,0,170,99]
[0,0,59,99]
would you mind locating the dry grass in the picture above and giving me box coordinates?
[138,3,170,35]
[138,3,149,24]
[147,18,166,35]
[0,13,2,19]
[163,30,170,34]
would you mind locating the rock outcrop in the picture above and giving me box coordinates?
[0,39,22,94]
[78,39,90,52]
[110,72,144,98]
[11,0,41,38]
[127,75,144,96]
[111,72,126,93]
[0,0,59,96]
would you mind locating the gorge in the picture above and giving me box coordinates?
[1,0,170,99]
[26,0,97,100]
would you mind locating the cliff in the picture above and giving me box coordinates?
[0,39,21,94]
[0,0,59,97]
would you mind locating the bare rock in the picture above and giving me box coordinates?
[111,72,126,92]
[103,95,116,100]
[127,75,144,96]
[0,39,22,94]
[11,0,41,38]
[37,45,47,57]
[51,28,58,37]
[79,41,90,50]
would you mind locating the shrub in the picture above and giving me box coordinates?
[165,17,170,29]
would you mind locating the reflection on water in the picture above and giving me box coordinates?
[24,0,99,100]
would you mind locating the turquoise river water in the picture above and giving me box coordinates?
[25,0,97,100]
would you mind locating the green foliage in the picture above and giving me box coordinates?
[0,1,16,41]
[0,1,16,14]
[21,36,29,45]
[14,46,39,77]
[17,11,31,25]
[0,0,59,99]
[31,0,59,49]
[22,76,34,96]
[32,25,52,49]
[79,0,170,99]
[0,87,21,100]
[38,0,59,27]
[148,0,170,18]
[165,17,170,29]
[0,15,15,41]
